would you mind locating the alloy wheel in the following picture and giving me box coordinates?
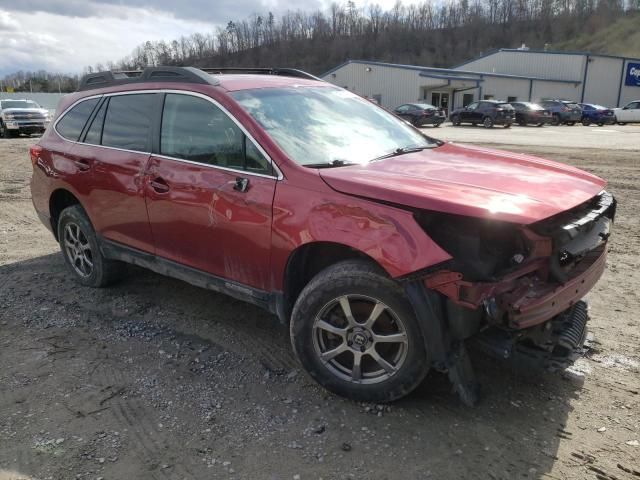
[312,294,409,384]
[63,222,94,277]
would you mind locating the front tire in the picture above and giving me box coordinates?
[451,115,461,126]
[582,118,591,126]
[57,205,124,287]
[551,114,561,126]
[290,260,429,403]
[566,121,576,126]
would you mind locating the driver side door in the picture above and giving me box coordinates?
[461,102,478,123]
[144,92,278,290]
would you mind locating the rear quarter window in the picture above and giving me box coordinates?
[56,98,100,141]
[102,94,157,152]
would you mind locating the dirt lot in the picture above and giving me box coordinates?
[1,133,639,480]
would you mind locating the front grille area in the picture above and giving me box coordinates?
[10,113,47,121]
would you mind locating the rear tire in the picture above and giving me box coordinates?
[57,205,125,288]
[290,260,429,403]
[537,122,545,127]
[483,116,494,128]
[566,121,576,126]
[551,114,561,126]
[503,123,511,129]
[581,118,591,126]
[451,115,461,126]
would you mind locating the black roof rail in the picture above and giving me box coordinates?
[77,66,219,92]
[77,66,321,92]
[199,67,322,81]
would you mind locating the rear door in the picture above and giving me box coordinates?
[144,92,277,290]
[72,93,158,253]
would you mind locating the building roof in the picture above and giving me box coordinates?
[453,48,640,69]
[321,59,582,84]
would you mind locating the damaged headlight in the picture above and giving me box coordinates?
[414,211,529,281]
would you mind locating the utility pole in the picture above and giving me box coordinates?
[29,79,33,93]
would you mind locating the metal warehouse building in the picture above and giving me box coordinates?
[322,48,640,113]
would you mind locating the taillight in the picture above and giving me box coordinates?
[29,145,43,167]
[562,107,570,112]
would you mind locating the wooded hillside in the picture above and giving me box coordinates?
[109,0,640,75]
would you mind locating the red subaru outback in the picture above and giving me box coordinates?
[30,67,615,404]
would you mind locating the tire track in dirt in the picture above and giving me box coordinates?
[98,357,200,480]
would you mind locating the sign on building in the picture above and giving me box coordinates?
[626,62,640,87]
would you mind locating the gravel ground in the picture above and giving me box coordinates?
[1,134,639,480]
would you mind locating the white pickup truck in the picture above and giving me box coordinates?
[0,99,50,138]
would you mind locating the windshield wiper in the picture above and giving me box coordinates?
[372,145,432,162]
[303,159,356,168]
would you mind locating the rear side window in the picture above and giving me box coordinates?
[160,93,271,175]
[102,94,156,152]
[56,98,100,141]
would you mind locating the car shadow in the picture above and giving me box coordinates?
[1,252,581,479]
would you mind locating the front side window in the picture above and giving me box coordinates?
[466,102,478,110]
[160,93,271,174]
[232,86,435,167]
[56,98,100,141]
[102,94,156,152]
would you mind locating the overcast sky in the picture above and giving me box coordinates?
[0,0,398,76]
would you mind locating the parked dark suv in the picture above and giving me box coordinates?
[30,67,615,404]
[450,100,514,128]
[539,100,582,125]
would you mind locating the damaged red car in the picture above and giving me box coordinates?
[30,67,615,404]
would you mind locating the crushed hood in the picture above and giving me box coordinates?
[319,142,606,224]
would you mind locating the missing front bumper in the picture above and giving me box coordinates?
[474,300,590,372]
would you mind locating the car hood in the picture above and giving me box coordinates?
[318,142,606,224]
[2,108,48,115]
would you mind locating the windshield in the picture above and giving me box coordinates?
[522,102,543,109]
[1,100,40,109]
[231,86,436,166]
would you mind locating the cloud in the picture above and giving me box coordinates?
[0,0,400,75]
[0,7,214,74]
[0,0,325,23]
